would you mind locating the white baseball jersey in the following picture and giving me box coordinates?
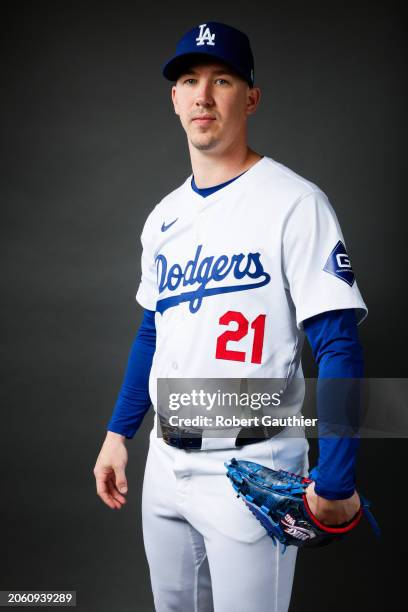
[136,155,367,417]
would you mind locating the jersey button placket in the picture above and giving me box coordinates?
[195,204,208,242]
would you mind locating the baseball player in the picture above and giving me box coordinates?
[94,22,367,612]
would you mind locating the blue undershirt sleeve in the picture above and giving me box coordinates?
[107,309,156,439]
[303,308,364,500]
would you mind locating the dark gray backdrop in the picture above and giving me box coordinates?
[1,1,405,610]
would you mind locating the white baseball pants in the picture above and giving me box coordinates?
[142,427,309,612]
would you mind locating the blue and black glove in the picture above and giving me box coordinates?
[225,458,380,553]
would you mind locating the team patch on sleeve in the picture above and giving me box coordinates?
[323,240,355,286]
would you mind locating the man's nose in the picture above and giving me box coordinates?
[194,80,214,106]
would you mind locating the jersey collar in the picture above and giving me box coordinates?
[186,156,268,206]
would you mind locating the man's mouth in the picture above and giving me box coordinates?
[192,115,216,125]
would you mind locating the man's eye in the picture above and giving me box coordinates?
[183,78,196,85]
[215,78,229,85]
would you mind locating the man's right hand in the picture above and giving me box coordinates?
[93,431,129,509]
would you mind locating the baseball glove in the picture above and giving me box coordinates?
[225,458,380,553]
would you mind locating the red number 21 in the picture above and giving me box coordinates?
[215,311,266,364]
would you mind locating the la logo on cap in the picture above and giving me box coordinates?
[196,23,215,46]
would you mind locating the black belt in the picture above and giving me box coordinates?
[160,420,286,450]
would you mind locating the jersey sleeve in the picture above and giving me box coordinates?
[135,210,159,311]
[282,190,367,328]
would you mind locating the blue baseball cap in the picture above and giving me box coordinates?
[162,22,255,87]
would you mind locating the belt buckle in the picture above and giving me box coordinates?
[180,434,202,450]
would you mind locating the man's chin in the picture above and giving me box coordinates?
[190,136,220,151]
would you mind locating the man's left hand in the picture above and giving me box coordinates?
[305,481,361,526]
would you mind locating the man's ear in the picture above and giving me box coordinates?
[171,86,180,116]
[246,86,261,116]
